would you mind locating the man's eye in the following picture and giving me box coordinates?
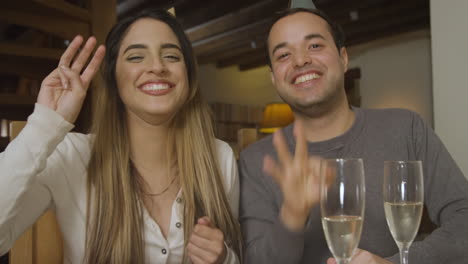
[310,44,321,49]
[277,53,289,60]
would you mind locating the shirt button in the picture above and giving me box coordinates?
[176,222,182,228]
[176,197,183,203]
[161,248,167,255]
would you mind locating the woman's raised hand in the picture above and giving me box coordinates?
[37,35,105,123]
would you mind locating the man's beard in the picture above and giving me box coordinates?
[278,84,343,118]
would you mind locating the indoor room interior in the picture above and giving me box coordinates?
[0,0,467,263]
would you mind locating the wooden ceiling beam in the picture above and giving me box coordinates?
[346,18,429,46]
[32,0,91,21]
[344,6,429,39]
[178,0,255,29]
[329,0,428,27]
[185,0,286,42]
[192,18,271,55]
[197,36,267,64]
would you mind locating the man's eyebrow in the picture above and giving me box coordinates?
[271,42,287,56]
[123,44,147,54]
[305,33,326,41]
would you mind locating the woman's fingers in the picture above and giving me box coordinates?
[59,66,84,97]
[57,67,69,89]
[70,36,97,73]
[59,35,84,68]
[80,44,106,86]
[187,251,206,264]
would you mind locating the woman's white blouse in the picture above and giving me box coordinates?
[0,104,240,264]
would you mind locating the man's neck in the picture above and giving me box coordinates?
[296,103,355,143]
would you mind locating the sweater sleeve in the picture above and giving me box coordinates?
[0,104,74,255]
[387,112,468,263]
[239,152,305,264]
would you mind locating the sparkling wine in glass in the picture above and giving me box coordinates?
[383,160,424,264]
[320,158,366,264]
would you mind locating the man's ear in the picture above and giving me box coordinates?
[270,70,276,86]
[340,47,349,72]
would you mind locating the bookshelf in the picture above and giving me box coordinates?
[209,102,263,156]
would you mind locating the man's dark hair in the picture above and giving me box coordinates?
[265,8,346,67]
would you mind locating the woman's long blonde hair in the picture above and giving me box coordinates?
[84,9,241,263]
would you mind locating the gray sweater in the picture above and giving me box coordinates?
[239,108,468,264]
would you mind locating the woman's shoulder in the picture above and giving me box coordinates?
[214,138,234,156]
[213,138,238,196]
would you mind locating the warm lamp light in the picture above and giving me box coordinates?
[167,7,176,16]
[259,103,294,134]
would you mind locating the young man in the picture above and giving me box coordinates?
[239,8,468,264]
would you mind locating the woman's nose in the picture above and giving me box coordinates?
[149,58,168,75]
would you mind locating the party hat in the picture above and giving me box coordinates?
[289,0,316,9]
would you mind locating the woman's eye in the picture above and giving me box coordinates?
[164,55,181,61]
[127,56,143,62]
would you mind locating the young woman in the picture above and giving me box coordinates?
[0,9,241,264]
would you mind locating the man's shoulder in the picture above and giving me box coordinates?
[239,132,275,162]
[360,107,422,125]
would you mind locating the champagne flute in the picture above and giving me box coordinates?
[320,158,366,264]
[383,161,424,264]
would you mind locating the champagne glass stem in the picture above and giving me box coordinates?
[337,260,349,264]
[399,247,409,264]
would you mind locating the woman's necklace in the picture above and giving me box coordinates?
[146,174,177,197]
[133,166,178,197]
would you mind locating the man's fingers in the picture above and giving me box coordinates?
[273,130,293,166]
[293,120,308,165]
[263,155,283,184]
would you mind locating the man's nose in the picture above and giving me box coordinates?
[293,51,312,68]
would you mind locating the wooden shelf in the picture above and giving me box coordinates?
[0,137,9,152]
[0,43,63,60]
[0,94,36,106]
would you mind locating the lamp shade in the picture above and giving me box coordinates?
[259,103,294,133]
